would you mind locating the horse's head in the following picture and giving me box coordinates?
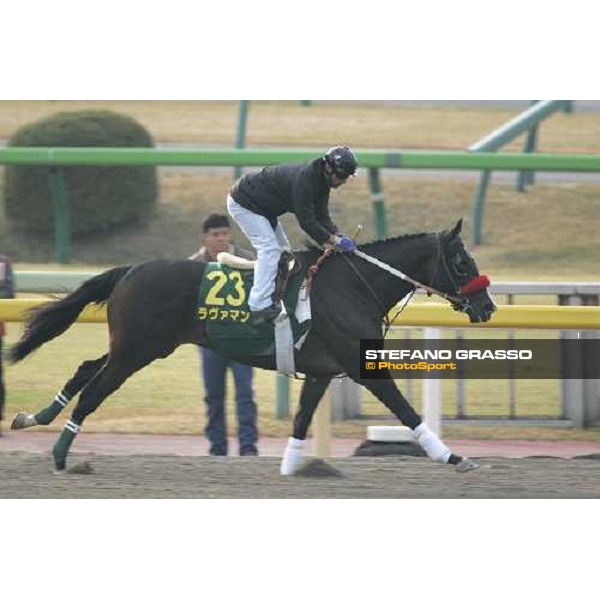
[432,219,496,323]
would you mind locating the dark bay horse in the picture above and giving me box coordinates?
[10,219,496,473]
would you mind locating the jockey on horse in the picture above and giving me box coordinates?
[227,146,359,324]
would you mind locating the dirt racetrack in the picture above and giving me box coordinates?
[1,453,599,498]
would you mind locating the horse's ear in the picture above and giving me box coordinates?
[450,218,463,238]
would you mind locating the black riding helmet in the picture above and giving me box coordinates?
[324,146,357,179]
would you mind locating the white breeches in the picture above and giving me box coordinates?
[227,195,290,311]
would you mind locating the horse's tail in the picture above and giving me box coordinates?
[9,265,132,363]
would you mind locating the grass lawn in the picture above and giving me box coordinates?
[1,100,600,152]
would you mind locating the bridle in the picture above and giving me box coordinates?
[338,232,491,331]
[427,232,491,311]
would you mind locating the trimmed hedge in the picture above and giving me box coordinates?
[4,110,158,235]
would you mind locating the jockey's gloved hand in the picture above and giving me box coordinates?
[333,234,357,253]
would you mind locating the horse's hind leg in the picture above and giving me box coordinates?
[11,354,108,430]
[280,375,331,475]
[52,353,155,472]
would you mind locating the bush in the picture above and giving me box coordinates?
[4,110,158,235]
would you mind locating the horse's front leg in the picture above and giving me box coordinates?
[327,339,478,472]
[280,375,332,475]
[363,375,462,463]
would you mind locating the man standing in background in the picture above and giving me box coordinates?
[0,253,15,435]
[190,213,259,456]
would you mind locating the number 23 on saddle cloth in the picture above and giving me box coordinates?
[196,261,311,359]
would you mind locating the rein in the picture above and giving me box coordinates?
[349,235,459,334]
[353,246,463,305]
[339,253,394,333]
[307,232,490,331]
[353,232,490,312]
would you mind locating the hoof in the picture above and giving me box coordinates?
[456,458,480,473]
[11,413,35,430]
[52,454,67,473]
[280,460,303,476]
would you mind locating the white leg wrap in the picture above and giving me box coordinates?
[280,437,306,475]
[414,423,451,464]
[64,420,82,434]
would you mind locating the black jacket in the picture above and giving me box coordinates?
[229,158,338,245]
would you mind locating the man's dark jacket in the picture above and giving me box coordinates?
[229,158,338,245]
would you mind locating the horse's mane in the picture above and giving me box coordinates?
[297,231,433,258]
[357,231,432,250]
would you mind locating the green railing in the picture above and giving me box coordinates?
[469,100,573,244]
[234,101,250,180]
[2,147,600,261]
[3,146,600,169]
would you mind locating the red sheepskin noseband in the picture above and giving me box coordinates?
[460,275,490,295]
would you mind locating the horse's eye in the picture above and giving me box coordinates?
[453,255,470,276]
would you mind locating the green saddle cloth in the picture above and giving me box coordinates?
[197,259,311,358]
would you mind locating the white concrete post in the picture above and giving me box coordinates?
[423,327,443,436]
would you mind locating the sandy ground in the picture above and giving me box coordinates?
[1,453,599,499]
[2,431,599,498]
